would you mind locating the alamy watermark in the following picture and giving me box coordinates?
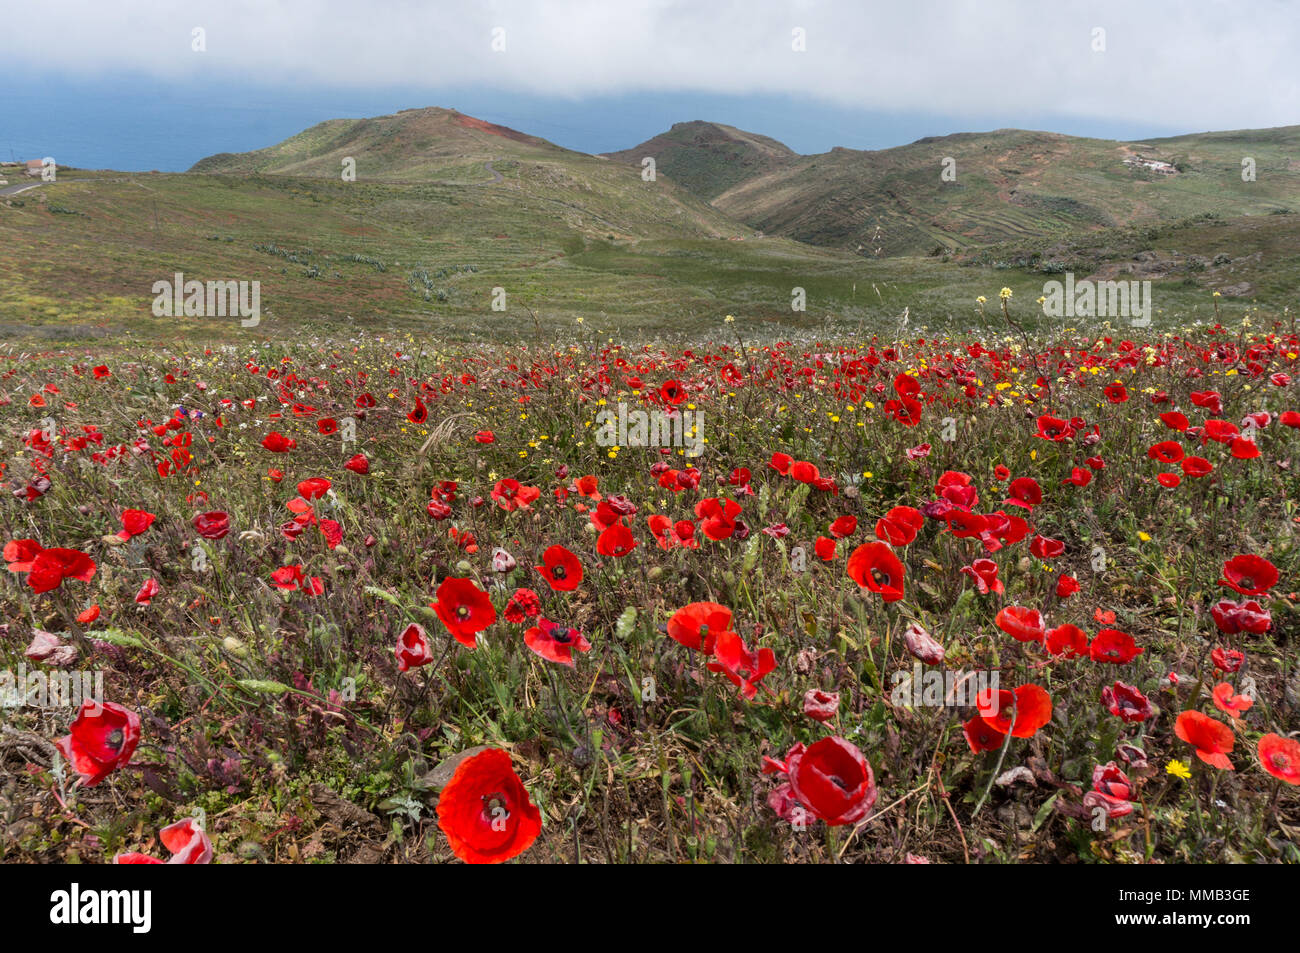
[890,663,998,707]
[1,666,104,708]
[1041,273,1151,327]
[595,403,703,457]
[152,272,261,327]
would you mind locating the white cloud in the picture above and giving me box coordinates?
[4,0,1297,130]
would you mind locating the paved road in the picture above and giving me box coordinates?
[0,180,46,196]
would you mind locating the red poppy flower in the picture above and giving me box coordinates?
[976,684,1053,737]
[503,588,541,623]
[76,604,101,624]
[491,478,541,512]
[1191,390,1224,416]
[995,605,1045,643]
[875,505,923,545]
[118,509,156,540]
[114,818,213,865]
[270,564,324,594]
[935,470,978,508]
[297,477,331,501]
[790,460,820,484]
[1211,682,1253,717]
[829,515,857,539]
[1056,574,1081,598]
[261,431,296,452]
[1045,623,1089,657]
[647,514,673,550]
[769,452,794,475]
[596,523,637,557]
[1029,535,1064,559]
[1104,383,1128,403]
[1211,646,1245,673]
[193,511,230,540]
[1160,411,1190,432]
[1174,710,1235,770]
[993,464,1011,481]
[1004,477,1042,510]
[784,736,877,826]
[961,558,1003,595]
[883,395,923,426]
[802,689,840,723]
[666,601,731,653]
[659,379,687,405]
[536,545,582,591]
[1210,598,1271,635]
[1257,734,1300,785]
[846,542,906,602]
[4,538,43,572]
[1219,553,1278,596]
[26,548,97,594]
[1148,440,1185,464]
[407,398,428,424]
[431,577,497,649]
[814,536,837,561]
[524,618,591,667]
[436,748,542,864]
[317,418,339,435]
[1089,628,1143,663]
[55,699,141,787]
[1180,455,1212,478]
[1092,761,1132,801]
[963,716,1003,753]
[1230,436,1260,459]
[134,578,161,605]
[708,630,777,700]
[1035,415,1074,441]
[395,623,433,672]
[1281,411,1300,429]
[474,429,495,444]
[696,497,742,540]
[344,453,370,475]
[1101,681,1153,722]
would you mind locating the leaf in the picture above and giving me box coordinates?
[1031,791,1061,833]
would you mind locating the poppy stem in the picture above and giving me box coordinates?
[972,715,1016,819]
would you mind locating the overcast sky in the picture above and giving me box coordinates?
[4,0,1296,130]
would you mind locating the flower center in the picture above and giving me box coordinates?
[107,728,124,750]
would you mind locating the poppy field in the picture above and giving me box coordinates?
[2,305,1299,865]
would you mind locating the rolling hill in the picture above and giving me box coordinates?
[606,123,1300,257]
[190,106,749,243]
[602,120,797,201]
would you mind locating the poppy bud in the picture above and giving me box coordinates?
[902,622,945,664]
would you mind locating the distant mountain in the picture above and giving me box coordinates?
[191,107,571,178]
[190,107,749,242]
[602,120,797,201]
[610,122,1300,256]
[192,108,1300,257]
